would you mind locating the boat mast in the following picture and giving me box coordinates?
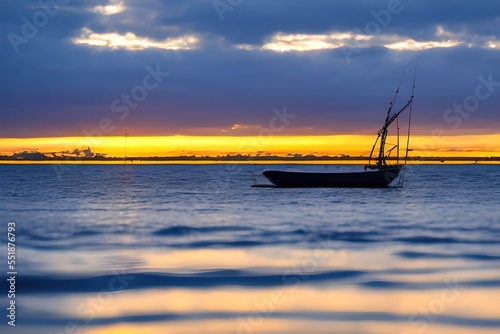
[377,98,413,166]
[367,50,419,169]
[377,106,392,167]
[368,97,397,167]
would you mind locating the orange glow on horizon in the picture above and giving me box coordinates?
[0,134,499,158]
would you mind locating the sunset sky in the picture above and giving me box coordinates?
[1,0,499,157]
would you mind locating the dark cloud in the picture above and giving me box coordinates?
[0,0,499,137]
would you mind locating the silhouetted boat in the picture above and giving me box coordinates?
[260,54,419,188]
[263,166,402,188]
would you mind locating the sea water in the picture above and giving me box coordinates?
[0,164,499,334]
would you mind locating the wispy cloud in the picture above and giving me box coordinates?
[236,32,372,52]
[234,26,499,52]
[92,0,126,16]
[73,28,199,51]
[384,39,461,50]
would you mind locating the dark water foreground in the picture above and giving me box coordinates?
[0,164,499,334]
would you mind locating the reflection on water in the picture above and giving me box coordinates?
[19,285,500,322]
[0,164,499,333]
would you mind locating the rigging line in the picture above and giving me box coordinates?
[410,49,420,99]
[405,39,421,163]
[397,116,400,165]
[386,50,419,121]
[379,51,420,167]
[398,32,422,187]
[367,134,381,168]
[405,98,413,163]
[386,50,420,125]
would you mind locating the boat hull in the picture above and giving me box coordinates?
[263,167,401,188]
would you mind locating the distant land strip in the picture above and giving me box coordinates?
[0,155,498,162]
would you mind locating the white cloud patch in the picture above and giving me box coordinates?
[482,38,500,49]
[433,25,498,50]
[384,39,462,50]
[237,32,372,52]
[73,28,199,51]
[436,25,457,39]
[236,26,498,52]
[93,1,126,15]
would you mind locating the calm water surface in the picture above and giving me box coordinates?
[0,164,499,334]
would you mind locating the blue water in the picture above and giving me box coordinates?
[1,164,499,334]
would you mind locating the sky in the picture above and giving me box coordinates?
[1,0,499,156]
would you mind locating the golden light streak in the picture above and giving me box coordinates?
[81,321,500,334]
[0,135,499,159]
[33,287,500,320]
